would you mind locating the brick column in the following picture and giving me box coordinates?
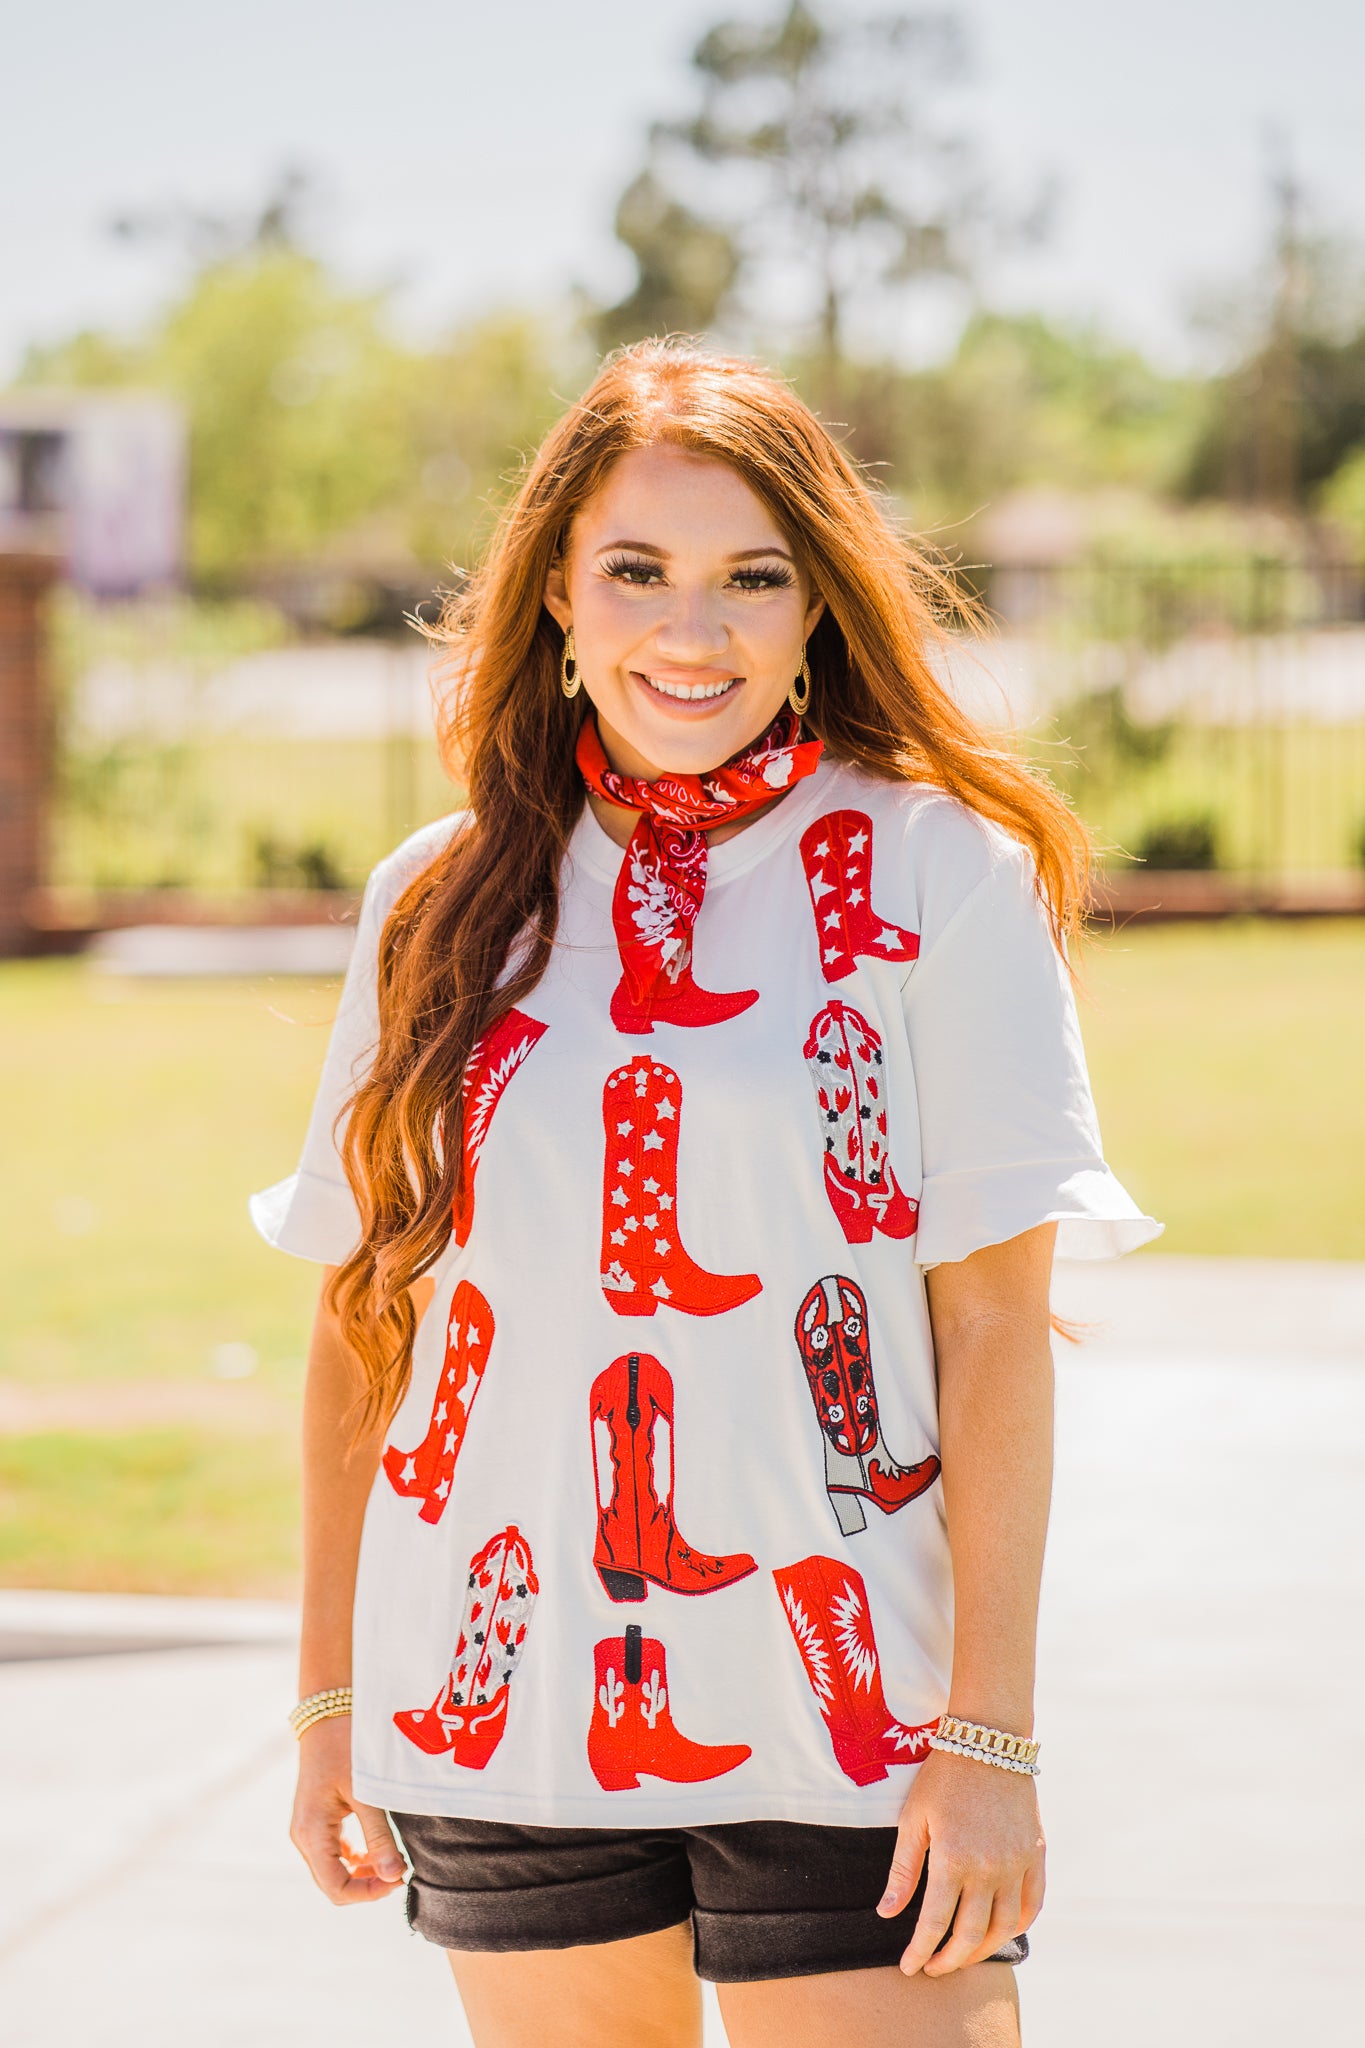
[0,553,59,956]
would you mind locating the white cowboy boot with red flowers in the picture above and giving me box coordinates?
[452,1007,547,1245]
[803,1000,919,1243]
[600,1060,762,1316]
[394,1524,537,1770]
[799,811,919,982]
[588,1624,752,1790]
[382,1279,493,1523]
[794,1275,940,1536]
[590,1350,757,1602]
[773,1553,937,1785]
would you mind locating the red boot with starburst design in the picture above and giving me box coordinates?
[588,1624,751,1790]
[804,1000,918,1242]
[773,1553,937,1785]
[800,811,919,982]
[382,1280,493,1522]
[452,1008,547,1245]
[600,1060,762,1316]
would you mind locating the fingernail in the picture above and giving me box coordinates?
[378,1857,403,1879]
[876,1890,899,1915]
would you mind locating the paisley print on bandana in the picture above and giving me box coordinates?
[577,710,822,1032]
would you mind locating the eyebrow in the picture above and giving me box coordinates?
[595,539,796,564]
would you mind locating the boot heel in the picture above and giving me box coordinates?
[589,1761,642,1791]
[598,1567,647,1602]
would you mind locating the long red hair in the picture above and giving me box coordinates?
[331,339,1090,1427]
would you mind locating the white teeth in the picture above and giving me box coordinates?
[641,675,741,701]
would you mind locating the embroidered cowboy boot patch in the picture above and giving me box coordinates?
[799,811,919,982]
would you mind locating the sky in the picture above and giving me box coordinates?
[2,0,1363,379]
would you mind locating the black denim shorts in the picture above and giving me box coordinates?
[389,1814,1029,1984]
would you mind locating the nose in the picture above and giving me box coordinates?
[649,585,730,665]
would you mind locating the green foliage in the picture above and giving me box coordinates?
[1320,441,1365,559]
[593,171,739,355]
[403,311,576,571]
[1180,328,1365,506]
[20,251,578,590]
[832,313,1203,523]
[1131,814,1221,871]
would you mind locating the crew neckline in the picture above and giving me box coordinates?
[569,755,841,887]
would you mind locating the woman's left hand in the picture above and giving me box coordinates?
[877,1748,1046,1976]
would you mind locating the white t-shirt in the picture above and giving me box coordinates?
[252,757,1159,1825]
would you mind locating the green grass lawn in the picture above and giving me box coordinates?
[1,919,1360,1595]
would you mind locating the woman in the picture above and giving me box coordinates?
[253,340,1158,2048]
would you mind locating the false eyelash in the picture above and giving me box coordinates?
[601,554,663,582]
[731,565,795,589]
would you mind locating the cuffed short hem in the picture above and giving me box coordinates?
[405,1860,694,1953]
[692,1905,1028,1984]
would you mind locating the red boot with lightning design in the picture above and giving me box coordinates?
[588,1623,751,1790]
[600,1060,762,1316]
[394,1524,537,1770]
[799,811,919,982]
[804,1000,918,1242]
[591,1350,757,1602]
[382,1280,493,1523]
[773,1553,937,1785]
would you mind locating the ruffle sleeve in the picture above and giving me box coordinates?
[248,814,464,1265]
[903,838,1162,1268]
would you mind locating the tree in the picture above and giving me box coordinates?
[20,179,579,596]
[602,2,1030,405]
[593,170,739,355]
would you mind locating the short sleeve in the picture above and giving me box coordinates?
[903,840,1161,1267]
[248,815,464,1264]
[247,869,387,1264]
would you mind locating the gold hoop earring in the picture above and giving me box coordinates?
[560,626,582,699]
[788,646,811,717]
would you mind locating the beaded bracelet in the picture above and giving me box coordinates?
[928,1713,1040,1776]
[288,1686,353,1739]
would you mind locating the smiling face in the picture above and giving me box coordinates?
[543,442,825,781]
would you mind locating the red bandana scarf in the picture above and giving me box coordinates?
[576,708,824,1034]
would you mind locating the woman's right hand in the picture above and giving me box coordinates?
[289,1715,407,1904]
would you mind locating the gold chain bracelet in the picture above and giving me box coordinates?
[928,1713,1040,1776]
[288,1687,353,1739]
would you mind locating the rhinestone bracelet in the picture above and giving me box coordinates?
[288,1686,353,1739]
[928,1714,1040,1776]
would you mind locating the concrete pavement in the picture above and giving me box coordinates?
[2,1254,1362,2047]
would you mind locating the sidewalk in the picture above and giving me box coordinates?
[2,1255,1362,2046]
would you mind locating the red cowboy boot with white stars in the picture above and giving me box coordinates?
[394,1524,538,1769]
[773,1553,937,1785]
[609,828,759,1034]
[794,1276,940,1536]
[588,1623,752,1791]
[799,811,919,982]
[590,1351,757,1602]
[452,1007,547,1246]
[600,1059,762,1317]
[382,1280,493,1523]
[804,1000,919,1243]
